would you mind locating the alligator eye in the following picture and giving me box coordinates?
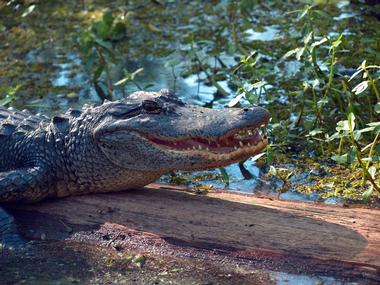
[142,100,162,114]
[109,103,141,118]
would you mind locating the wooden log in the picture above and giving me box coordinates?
[6,183,380,282]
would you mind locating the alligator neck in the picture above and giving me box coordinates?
[53,116,161,197]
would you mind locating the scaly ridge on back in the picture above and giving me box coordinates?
[0,107,50,138]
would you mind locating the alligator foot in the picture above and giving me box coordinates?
[0,207,29,251]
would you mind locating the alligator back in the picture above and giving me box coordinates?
[0,107,50,171]
[0,107,50,136]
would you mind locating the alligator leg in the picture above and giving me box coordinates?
[0,167,48,250]
[0,207,27,250]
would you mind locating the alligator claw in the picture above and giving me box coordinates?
[0,234,30,251]
[0,208,30,252]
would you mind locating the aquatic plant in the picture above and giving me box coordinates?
[0,85,21,107]
[75,10,127,101]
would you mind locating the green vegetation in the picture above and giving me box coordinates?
[0,85,21,106]
[75,10,127,100]
[0,0,379,203]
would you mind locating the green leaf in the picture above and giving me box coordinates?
[268,165,277,176]
[148,23,161,33]
[314,10,332,20]
[348,69,363,82]
[114,77,129,86]
[331,34,343,49]
[307,128,324,137]
[331,154,348,164]
[311,37,328,48]
[352,81,369,95]
[336,119,350,132]
[296,47,305,60]
[250,152,266,162]
[297,6,310,20]
[367,122,380,127]
[22,4,35,17]
[0,23,6,32]
[84,49,96,71]
[327,132,341,141]
[352,130,361,141]
[228,92,245,108]
[130,67,144,80]
[245,92,259,105]
[360,60,367,70]
[283,48,300,59]
[219,167,230,185]
[312,79,320,88]
[251,80,266,89]
[317,98,328,108]
[92,21,109,39]
[362,186,373,203]
[358,126,376,133]
[367,122,380,134]
[115,68,144,86]
[0,96,13,106]
[6,84,21,97]
[92,65,104,81]
[0,85,21,106]
[347,148,357,164]
[374,125,380,134]
[348,112,356,132]
[93,37,113,52]
[368,166,377,179]
[102,11,114,27]
[303,32,313,45]
[111,22,127,40]
[375,103,380,114]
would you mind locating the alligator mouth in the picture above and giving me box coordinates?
[142,125,268,158]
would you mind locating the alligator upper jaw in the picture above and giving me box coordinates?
[141,125,268,158]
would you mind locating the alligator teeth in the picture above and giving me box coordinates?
[239,141,244,147]
[206,147,209,151]
[247,142,251,146]
[234,146,238,150]
[198,145,202,150]
[192,146,197,150]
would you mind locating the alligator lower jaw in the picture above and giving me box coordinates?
[141,127,268,159]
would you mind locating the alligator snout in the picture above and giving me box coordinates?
[241,106,270,126]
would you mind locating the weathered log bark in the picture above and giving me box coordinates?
[5,183,380,282]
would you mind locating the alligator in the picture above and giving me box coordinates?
[0,89,270,249]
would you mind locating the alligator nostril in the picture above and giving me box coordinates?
[243,108,250,112]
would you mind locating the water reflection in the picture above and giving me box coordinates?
[245,25,281,42]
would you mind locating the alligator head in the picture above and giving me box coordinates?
[93,89,270,172]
